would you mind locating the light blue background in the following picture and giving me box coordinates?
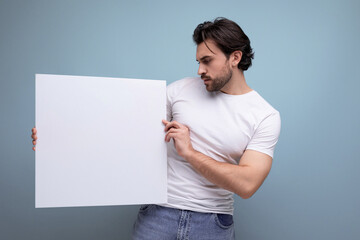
[1,0,359,239]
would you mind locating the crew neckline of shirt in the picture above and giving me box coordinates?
[215,89,256,98]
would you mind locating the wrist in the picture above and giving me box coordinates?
[183,147,197,161]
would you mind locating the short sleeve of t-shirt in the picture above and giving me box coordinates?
[246,111,281,158]
[166,78,191,122]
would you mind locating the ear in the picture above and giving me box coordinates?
[230,50,242,68]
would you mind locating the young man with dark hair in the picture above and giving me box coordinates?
[32,17,280,240]
[131,17,281,239]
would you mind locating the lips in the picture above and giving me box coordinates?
[202,79,211,86]
[201,76,211,82]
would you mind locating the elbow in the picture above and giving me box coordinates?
[236,185,258,199]
[238,191,254,199]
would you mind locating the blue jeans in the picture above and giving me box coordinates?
[132,204,235,240]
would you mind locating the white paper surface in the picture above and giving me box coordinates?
[35,74,167,208]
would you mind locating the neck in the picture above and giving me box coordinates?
[221,69,252,95]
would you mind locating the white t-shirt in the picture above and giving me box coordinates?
[161,77,281,215]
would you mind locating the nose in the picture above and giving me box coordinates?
[197,63,206,76]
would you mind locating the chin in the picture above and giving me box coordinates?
[205,86,216,92]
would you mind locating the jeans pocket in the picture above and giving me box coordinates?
[214,213,234,229]
[139,204,154,214]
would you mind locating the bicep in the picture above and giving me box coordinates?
[239,149,273,183]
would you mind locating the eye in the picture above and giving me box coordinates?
[203,59,211,64]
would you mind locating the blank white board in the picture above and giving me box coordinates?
[35,74,167,208]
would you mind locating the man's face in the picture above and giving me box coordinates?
[196,40,232,92]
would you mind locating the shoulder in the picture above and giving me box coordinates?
[248,91,279,115]
[254,92,281,132]
[243,91,281,130]
[167,77,201,89]
[167,77,202,98]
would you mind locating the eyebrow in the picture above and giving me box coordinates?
[196,56,212,62]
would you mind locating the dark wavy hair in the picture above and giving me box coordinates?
[193,17,254,71]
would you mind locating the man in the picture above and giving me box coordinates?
[32,18,280,239]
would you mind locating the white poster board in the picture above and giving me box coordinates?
[35,74,167,208]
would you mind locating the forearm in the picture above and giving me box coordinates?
[184,149,265,199]
[162,119,271,199]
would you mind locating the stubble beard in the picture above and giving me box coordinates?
[204,64,233,92]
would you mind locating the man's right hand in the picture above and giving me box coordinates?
[31,127,37,151]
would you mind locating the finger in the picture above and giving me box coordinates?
[32,146,36,151]
[166,128,179,134]
[165,132,173,142]
[32,140,36,145]
[165,132,178,142]
[164,121,181,132]
[31,134,37,140]
[162,119,169,131]
[162,119,172,131]
[165,128,180,141]
[32,128,37,134]
[165,131,170,142]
